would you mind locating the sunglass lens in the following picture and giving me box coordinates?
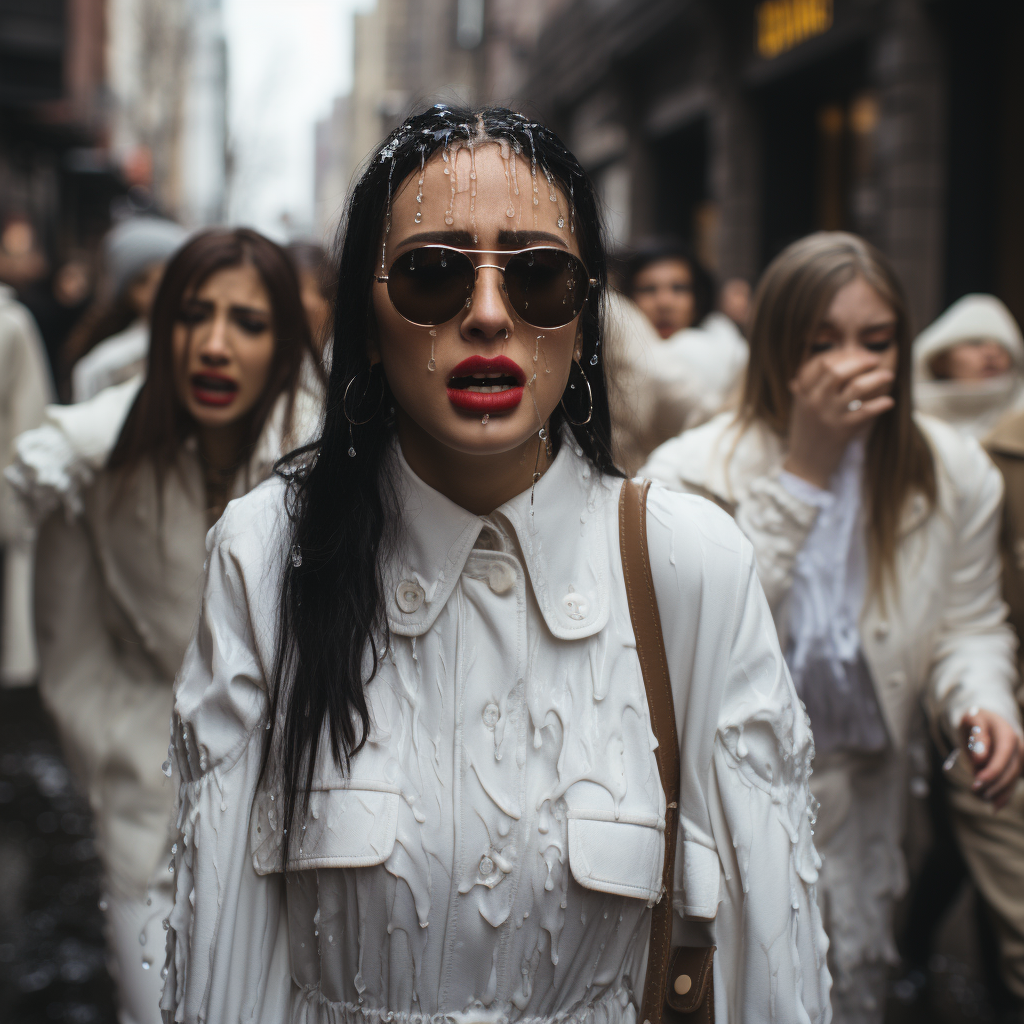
[504,249,589,328]
[387,248,474,325]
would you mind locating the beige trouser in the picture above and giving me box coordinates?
[944,759,1024,999]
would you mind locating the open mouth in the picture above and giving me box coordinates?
[190,373,239,407]
[446,355,526,413]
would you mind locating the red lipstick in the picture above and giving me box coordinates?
[190,372,239,407]
[446,355,526,413]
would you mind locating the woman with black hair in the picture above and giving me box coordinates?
[9,228,322,1024]
[162,108,830,1023]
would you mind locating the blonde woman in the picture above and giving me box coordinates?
[643,232,1024,1023]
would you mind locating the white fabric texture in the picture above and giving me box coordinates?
[641,412,1021,1006]
[105,884,175,1024]
[913,293,1024,438]
[602,295,748,474]
[161,441,831,1024]
[778,439,887,757]
[72,320,149,403]
[0,287,53,684]
[5,375,322,904]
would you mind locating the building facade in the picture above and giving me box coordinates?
[314,0,488,238]
[489,0,1024,329]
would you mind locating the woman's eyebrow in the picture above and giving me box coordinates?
[394,230,475,247]
[497,230,567,248]
[228,304,270,317]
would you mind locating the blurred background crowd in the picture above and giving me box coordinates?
[0,0,1022,1022]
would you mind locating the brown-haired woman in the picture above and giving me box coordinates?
[7,227,323,1024]
[642,232,1024,1022]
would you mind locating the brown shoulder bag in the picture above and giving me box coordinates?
[618,479,716,1024]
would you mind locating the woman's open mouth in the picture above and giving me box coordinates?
[190,372,239,407]
[446,355,526,413]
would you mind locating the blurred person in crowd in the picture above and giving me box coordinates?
[286,240,335,356]
[160,105,830,1024]
[0,285,54,686]
[0,215,48,292]
[965,403,1024,1014]
[7,228,323,1024]
[19,256,94,382]
[719,276,751,333]
[642,232,1024,1023]
[627,241,748,433]
[602,289,709,474]
[914,293,1024,437]
[65,216,188,403]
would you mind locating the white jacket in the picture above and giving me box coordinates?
[913,294,1024,438]
[7,376,322,898]
[603,296,748,475]
[0,286,53,684]
[161,440,831,1023]
[642,412,1021,744]
[642,413,1021,984]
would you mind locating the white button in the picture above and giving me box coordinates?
[874,621,890,641]
[487,562,516,594]
[396,580,425,613]
[479,855,495,876]
[482,702,500,727]
[561,586,589,621]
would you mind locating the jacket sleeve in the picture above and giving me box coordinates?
[645,488,831,1023]
[709,542,830,1022]
[642,437,820,617]
[926,440,1022,737]
[162,510,292,1024]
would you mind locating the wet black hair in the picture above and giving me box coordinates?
[625,239,715,326]
[263,105,619,855]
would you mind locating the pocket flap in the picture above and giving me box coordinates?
[678,840,720,919]
[566,810,664,902]
[250,784,401,875]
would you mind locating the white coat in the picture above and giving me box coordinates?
[161,439,832,1024]
[641,412,1021,985]
[7,375,322,899]
[603,296,748,475]
[0,286,54,683]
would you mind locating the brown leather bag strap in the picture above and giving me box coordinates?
[619,479,680,1024]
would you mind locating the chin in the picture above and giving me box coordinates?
[435,409,544,457]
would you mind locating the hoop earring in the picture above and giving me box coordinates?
[343,364,386,457]
[560,358,593,427]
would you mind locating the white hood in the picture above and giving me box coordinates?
[913,293,1024,437]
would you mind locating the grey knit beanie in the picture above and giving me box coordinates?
[105,217,189,298]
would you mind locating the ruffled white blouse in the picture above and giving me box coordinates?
[161,440,831,1023]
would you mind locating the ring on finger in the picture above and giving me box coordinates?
[847,399,863,412]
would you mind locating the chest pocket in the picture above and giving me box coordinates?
[250,782,401,875]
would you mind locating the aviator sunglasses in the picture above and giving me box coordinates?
[376,245,598,329]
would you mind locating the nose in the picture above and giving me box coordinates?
[461,267,514,344]
[197,311,231,365]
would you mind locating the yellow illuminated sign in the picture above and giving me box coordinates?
[757,0,834,59]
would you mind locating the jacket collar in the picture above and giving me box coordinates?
[386,434,614,640]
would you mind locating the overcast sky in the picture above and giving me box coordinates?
[221,0,374,241]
